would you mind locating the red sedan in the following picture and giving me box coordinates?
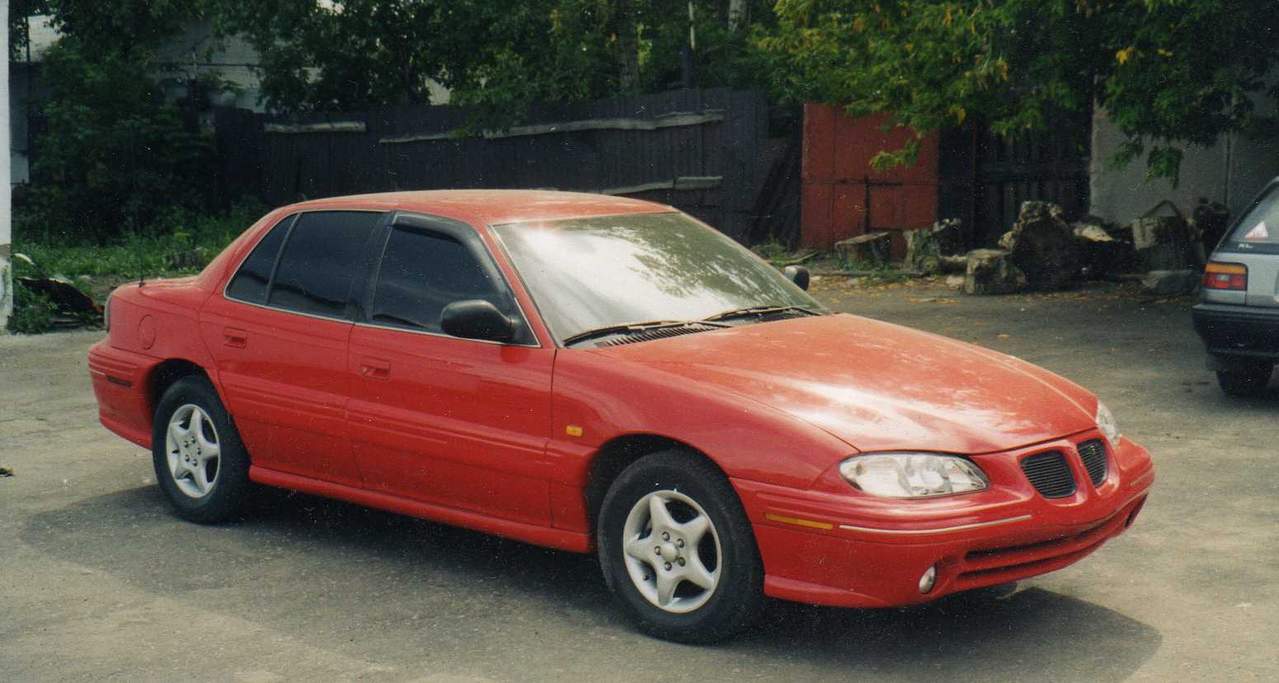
[89,191,1154,642]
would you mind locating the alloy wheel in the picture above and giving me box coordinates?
[164,404,221,498]
[621,489,722,614]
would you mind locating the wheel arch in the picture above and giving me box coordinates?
[584,433,734,532]
[147,358,212,416]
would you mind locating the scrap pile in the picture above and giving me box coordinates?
[887,199,1224,296]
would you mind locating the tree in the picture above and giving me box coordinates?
[760,0,1279,183]
[12,1,220,238]
[216,1,775,121]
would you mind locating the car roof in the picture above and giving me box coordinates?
[283,190,673,226]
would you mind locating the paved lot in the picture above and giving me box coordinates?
[2,281,1276,682]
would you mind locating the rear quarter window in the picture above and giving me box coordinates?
[1230,186,1279,245]
[226,215,294,304]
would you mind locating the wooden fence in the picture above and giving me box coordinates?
[214,88,795,243]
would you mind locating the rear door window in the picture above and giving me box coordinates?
[226,215,294,304]
[268,211,383,318]
[370,226,505,332]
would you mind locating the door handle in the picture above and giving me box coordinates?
[223,327,248,348]
[359,357,391,380]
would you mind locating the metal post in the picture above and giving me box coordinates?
[1,0,15,332]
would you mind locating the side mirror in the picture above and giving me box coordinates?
[440,300,516,343]
[783,265,810,291]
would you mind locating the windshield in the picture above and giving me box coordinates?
[1229,184,1279,245]
[492,212,821,342]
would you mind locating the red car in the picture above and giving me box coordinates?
[89,191,1154,642]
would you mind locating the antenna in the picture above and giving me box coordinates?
[137,231,145,287]
[128,123,144,287]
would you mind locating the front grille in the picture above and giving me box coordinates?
[1077,439,1108,486]
[1020,451,1076,498]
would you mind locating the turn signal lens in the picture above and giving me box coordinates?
[919,565,938,594]
[1203,262,1247,291]
[839,453,988,498]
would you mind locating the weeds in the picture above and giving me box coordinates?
[7,282,59,335]
[6,201,265,334]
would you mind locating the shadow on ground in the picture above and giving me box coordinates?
[21,485,1163,680]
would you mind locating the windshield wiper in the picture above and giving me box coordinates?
[562,319,727,347]
[702,305,823,323]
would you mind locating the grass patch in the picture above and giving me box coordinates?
[7,201,265,334]
[16,202,263,280]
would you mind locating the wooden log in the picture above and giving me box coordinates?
[1131,215,1196,271]
[904,218,965,275]
[834,231,892,265]
[1072,220,1131,280]
[938,254,968,274]
[964,249,1026,295]
[1000,201,1080,291]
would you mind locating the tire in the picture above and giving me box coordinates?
[1216,361,1273,398]
[596,450,763,644]
[151,375,251,523]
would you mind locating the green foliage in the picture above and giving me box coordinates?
[23,39,219,241]
[215,1,775,123]
[7,201,262,334]
[13,1,228,241]
[7,285,59,335]
[15,202,264,280]
[761,0,1279,182]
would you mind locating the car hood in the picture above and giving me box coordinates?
[587,314,1097,454]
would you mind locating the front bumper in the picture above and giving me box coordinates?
[1193,303,1279,361]
[734,431,1154,608]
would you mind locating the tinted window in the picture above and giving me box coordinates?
[269,211,382,318]
[226,215,293,304]
[370,228,503,332]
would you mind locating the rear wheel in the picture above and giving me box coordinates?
[1216,361,1273,397]
[152,376,251,523]
[596,450,763,643]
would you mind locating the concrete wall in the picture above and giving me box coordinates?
[1090,106,1279,225]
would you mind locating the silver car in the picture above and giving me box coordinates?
[1194,179,1279,396]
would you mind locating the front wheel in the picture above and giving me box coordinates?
[596,450,763,643]
[152,375,251,523]
[1216,361,1273,398]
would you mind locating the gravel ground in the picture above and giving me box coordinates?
[1,280,1276,682]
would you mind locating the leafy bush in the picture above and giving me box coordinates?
[6,201,265,334]
[15,201,264,279]
[21,37,219,242]
[7,284,59,335]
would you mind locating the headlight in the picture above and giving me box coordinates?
[839,453,988,498]
[1096,401,1120,444]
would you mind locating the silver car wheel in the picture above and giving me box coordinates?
[621,489,722,614]
[164,403,221,499]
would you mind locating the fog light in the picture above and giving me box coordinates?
[919,565,937,594]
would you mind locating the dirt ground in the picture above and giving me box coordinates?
[2,280,1276,682]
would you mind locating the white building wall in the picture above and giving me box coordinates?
[3,0,14,331]
[153,21,266,111]
[1090,106,1279,225]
